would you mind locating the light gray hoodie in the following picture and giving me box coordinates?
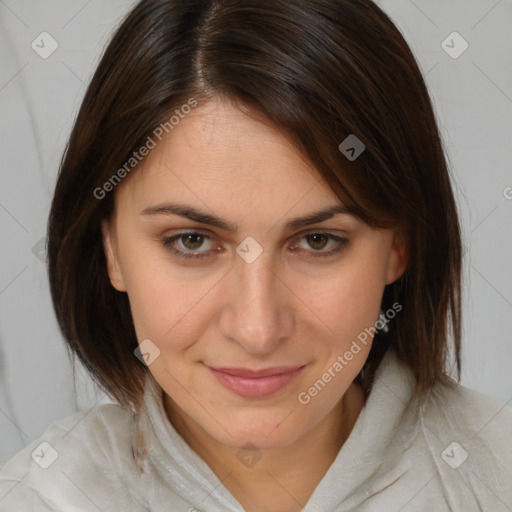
[1,348,511,511]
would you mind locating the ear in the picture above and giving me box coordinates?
[101,219,127,292]
[385,229,409,285]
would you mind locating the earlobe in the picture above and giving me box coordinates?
[386,230,409,285]
[101,219,127,292]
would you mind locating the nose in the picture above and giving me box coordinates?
[218,249,293,355]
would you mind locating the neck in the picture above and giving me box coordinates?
[165,382,365,512]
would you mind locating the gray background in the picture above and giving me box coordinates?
[0,0,511,466]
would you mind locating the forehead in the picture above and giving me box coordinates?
[114,98,344,222]
[135,99,317,179]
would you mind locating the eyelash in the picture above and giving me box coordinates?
[161,231,349,261]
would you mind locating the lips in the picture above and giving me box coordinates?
[207,364,306,398]
[212,366,304,378]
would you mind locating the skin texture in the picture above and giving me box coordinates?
[102,98,408,511]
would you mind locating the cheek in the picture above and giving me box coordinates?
[292,264,385,411]
[300,257,387,345]
[121,248,221,351]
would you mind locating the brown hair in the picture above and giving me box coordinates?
[48,0,462,414]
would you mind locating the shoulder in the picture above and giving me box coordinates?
[419,378,512,508]
[0,402,146,511]
[426,378,512,444]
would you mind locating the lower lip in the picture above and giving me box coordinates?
[208,366,305,398]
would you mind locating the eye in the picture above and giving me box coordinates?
[290,232,349,259]
[162,232,219,260]
[162,231,349,261]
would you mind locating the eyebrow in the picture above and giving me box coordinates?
[141,202,351,233]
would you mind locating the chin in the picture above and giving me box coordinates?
[207,408,306,450]
[219,430,299,452]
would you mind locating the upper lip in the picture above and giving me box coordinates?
[209,365,306,378]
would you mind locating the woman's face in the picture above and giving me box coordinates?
[103,98,407,450]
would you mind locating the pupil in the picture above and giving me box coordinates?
[308,234,327,250]
[184,234,203,250]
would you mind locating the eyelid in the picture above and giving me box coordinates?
[162,227,349,241]
[297,228,349,238]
